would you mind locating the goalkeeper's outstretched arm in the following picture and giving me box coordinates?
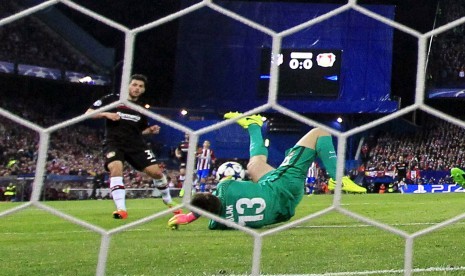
[167,193,222,228]
[168,212,199,227]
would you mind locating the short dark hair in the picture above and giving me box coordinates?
[130,74,148,86]
[191,193,221,215]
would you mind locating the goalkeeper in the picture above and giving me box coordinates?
[168,112,366,230]
[451,167,465,187]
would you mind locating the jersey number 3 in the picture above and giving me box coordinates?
[236,198,266,225]
[145,150,155,160]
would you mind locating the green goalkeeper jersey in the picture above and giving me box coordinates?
[208,145,316,230]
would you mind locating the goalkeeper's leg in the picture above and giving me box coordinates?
[224,112,273,183]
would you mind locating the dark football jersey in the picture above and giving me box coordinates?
[395,162,407,178]
[90,94,149,150]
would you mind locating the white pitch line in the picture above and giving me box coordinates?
[230,266,465,275]
[3,222,463,235]
[3,226,465,275]
[1,228,152,235]
[295,221,465,229]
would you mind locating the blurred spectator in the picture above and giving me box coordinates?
[362,114,465,185]
[429,0,465,87]
[4,182,16,201]
[0,1,102,74]
[174,133,190,168]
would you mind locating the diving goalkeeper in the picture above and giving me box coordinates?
[168,112,366,230]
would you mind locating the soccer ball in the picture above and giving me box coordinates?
[215,161,245,181]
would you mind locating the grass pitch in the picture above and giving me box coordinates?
[1,193,465,276]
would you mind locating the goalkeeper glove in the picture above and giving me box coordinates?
[168,212,198,228]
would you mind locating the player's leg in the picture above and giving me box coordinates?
[144,163,181,214]
[179,166,187,197]
[246,123,274,182]
[146,164,182,214]
[224,111,273,182]
[296,128,336,178]
[196,170,202,192]
[106,156,128,219]
[296,128,366,193]
[143,163,166,184]
[198,169,209,192]
[128,148,166,186]
[128,149,181,214]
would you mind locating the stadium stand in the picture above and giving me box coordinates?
[428,0,465,87]
[0,1,110,78]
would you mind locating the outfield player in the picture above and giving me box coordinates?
[196,140,216,192]
[168,112,366,230]
[86,74,178,219]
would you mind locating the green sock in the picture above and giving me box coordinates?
[248,124,268,158]
[316,136,337,179]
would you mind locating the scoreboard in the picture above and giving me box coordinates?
[259,48,342,98]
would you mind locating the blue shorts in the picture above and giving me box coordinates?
[197,169,210,180]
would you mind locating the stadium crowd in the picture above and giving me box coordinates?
[0,1,101,74]
[2,0,465,200]
[429,0,465,86]
[359,115,462,186]
[0,93,192,201]
[2,98,465,200]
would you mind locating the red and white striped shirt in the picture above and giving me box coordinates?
[307,162,319,178]
[196,148,216,170]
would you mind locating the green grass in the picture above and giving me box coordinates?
[1,193,465,275]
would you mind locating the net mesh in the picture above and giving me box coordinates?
[1,1,464,275]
